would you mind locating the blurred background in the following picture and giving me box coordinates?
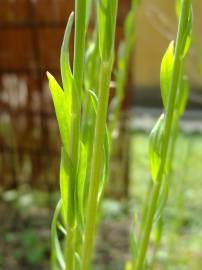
[0,0,202,269]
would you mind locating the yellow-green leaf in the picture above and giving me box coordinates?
[160,41,174,109]
[47,72,70,155]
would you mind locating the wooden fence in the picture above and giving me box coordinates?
[0,0,133,193]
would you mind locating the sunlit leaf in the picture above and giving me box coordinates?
[160,41,174,108]
[47,72,70,155]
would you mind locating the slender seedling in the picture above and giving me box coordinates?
[134,1,192,269]
[81,1,118,270]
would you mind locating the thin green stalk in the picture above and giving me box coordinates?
[150,218,163,270]
[81,1,118,268]
[66,1,87,270]
[81,60,113,270]
[70,0,87,172]
[135,1,192,269]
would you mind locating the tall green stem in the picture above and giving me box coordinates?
[135,1,192,269]
[81,60,113,270]
[66,1,87,270]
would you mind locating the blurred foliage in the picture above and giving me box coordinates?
[129,131,202,269]
[0,132,202,269]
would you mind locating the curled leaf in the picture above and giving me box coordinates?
[149,114,165,182]
[60,12,74,95]
[51,199,65,270]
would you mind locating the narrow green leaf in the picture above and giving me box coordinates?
[181,9,193,58]
[81,90,97,212]
[98,0,118,61]
[76,141,87,228]
[51,199,65,270]
[87,90,110,203]
[154,179,169,223]
[176,0,192,58]
[149,114,165,183]
[59,148,74,226]
[60,12,74,95]
[177,76,189,115]
[160,41,174,108]
[98,128,110,203]
[47,72,70,156]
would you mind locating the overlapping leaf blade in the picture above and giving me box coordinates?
[47,73,70,156]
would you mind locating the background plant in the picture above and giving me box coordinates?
[131,0,193,269]
[109,0,140,138]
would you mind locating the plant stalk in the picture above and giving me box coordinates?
[81,60,113,270]
[66,1,87,270]
[135,1,192,269]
